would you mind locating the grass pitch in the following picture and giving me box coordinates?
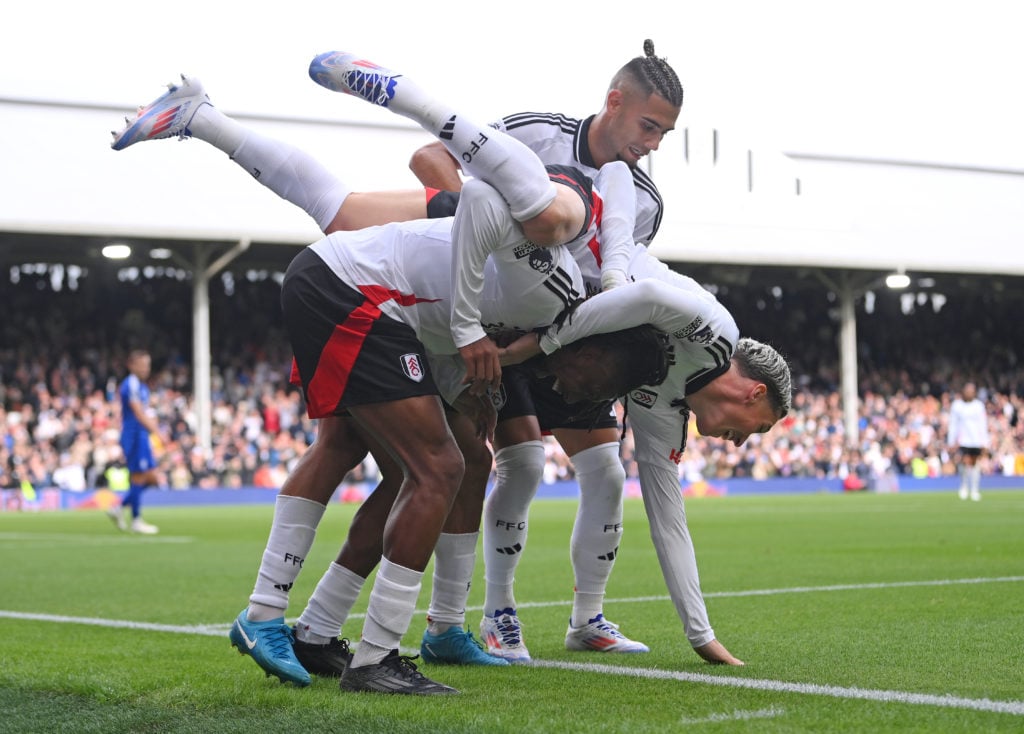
[1,489,1022,733]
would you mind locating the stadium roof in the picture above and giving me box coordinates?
[2,98,1022,282]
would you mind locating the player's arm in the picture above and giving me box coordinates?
[592,161,636,290]
[128,399,160,435]
[635,455,744,665]
[539,278,710,354]
[946,405,959,447]
[449,179,513,392]
[126,377,161,435]
[410,141,464,191]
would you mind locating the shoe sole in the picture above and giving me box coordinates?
[566,644,650,653]
[420,648,511,666]
[340,680,459,695]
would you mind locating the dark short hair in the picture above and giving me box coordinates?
[562,323,672,395]
[612,39,684,108]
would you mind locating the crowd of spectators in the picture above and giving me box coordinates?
[3,260,1023,501]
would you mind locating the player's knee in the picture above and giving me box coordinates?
[521,188,585,246]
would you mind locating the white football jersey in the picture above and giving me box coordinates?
[309,215,583,358]
[948,398,990,449]
[495,112,664,247]
[540,245,739,469]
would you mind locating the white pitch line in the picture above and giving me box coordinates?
[503,575,1024,612]
[0,611,226,636]
[528,659,1024,716]
[4,575,1023,717]
[0,532,193,544]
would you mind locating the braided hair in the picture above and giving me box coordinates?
[613,39,684,108]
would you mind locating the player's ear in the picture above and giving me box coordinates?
[748,383,767,404]
[606,88,624,113]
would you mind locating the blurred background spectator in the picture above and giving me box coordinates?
[2,261,1022,495]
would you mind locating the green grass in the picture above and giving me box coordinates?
[1,490,1022,733]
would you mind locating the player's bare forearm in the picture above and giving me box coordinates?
[499,332,541,366]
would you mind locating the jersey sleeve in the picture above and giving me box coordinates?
[449,179,521,349]
[591,161,636,286]
[539,278,709,354]
[635,457,716,647]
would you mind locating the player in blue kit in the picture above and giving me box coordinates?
[107,349,162,535]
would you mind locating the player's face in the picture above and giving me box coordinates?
[130,354,152,380]
[694,394,779,448]
[605,89,679,168]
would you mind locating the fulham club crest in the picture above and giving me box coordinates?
[400,353,426,382]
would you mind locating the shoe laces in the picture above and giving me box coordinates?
[493,615,524,646]
[264,624,298,659]
[455,629,487,653]
[589,617,626,639]
[384,653,428,682]
[329,637,352,654]
[344,67,396,106]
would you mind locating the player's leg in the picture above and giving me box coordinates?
[956,449,969,499]
[116,432,159,535]
[111,76,428,233]
[966,450,982,501]
[290,419,404,678]
[341,396,463,694]
[556,426,649,654]
[421,409,509,666]
[309,51,586,245]
[479,413,545,663]
[292,468,398,678]
[293,407,506,675]
[229,414,369,686]
[125,467,160,535]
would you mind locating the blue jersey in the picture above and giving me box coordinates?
[119,373,154,473]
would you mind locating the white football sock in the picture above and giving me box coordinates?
[247,495,325,620]
[189,105,350,231]
[351,558,423,668]
[482,441,544,615]
[295,561,367,643]
[368,69,554,221]
[569,442,625,627]
[427,532,478,633]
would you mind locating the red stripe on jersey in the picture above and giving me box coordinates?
[357,283,441,308]
[587,190,605,268]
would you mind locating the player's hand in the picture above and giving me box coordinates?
[601,268,628,291]
[693,639,745,666]
[458,336,501,395]
[450,389,497,443]
[499,332,542,366]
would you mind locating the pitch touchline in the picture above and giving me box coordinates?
[2,610,1020,717]
[506,574,1024,611]
[527,660,1024,716]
